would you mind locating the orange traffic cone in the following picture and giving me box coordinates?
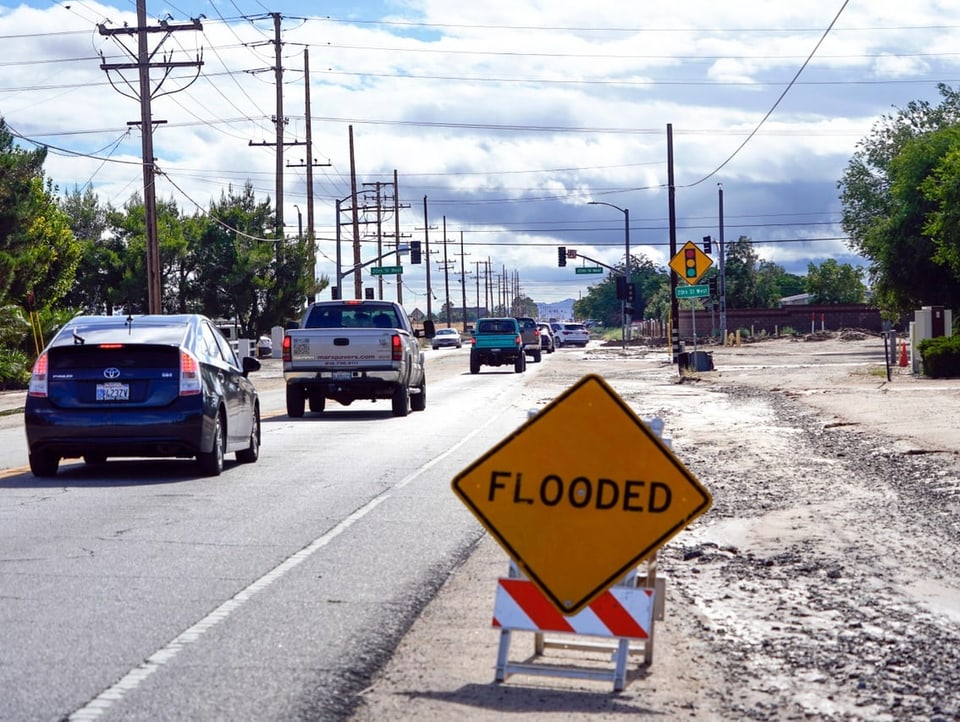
[898,341,908,367]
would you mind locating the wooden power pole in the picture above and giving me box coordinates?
[98,1,202,313]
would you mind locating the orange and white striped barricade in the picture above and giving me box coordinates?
[492,558,664,691]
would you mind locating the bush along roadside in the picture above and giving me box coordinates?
[918,334,960,378]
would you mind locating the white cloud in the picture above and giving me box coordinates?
[3,0,959,304]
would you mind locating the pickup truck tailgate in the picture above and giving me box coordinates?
[285,329,400,370]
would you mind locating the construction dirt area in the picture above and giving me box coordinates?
[350,331,960,722]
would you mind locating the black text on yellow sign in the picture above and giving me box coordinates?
[486,471,673,513]
[452,374,712,616]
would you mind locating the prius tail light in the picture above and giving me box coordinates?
[28,352,49,398]
[179,349,202,396]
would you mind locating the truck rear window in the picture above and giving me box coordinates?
[306,305,399,329]
[477,320,516,334]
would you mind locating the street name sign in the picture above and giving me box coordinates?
[675,284,710,299]
[669,241,713,285]
[371,265,403,276]
[575,267,604,275]
[451,374,712,615]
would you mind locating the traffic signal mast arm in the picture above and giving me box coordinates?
[569,252,625,275]
[340,245,410,279]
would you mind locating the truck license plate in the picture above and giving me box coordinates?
[96,382,129,401]
[332,371,352,380]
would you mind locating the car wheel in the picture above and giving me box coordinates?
[392,384,410,417]
[236,406,260,463]
[411,377,427,412]
[286,383,305,418]
[470,353,481,374]
[83,454,107,465]
[514,355,525,373]
[309,390,325,413]
[198,410,225,476]
[29,452,59,477]
[533,349,542,363]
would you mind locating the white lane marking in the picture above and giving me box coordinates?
[68,407,506,720]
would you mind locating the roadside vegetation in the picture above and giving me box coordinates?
[4,85,960,388]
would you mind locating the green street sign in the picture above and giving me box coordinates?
[675,284,709,299]
[575,267,604,275]
[371,265,403,276]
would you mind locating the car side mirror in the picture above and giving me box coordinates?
[423,320,436,339]
[242,356,261,376]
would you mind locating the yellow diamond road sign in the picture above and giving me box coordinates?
[451,374,712,616]
[669,240,713,285]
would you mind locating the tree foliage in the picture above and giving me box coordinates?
[723,237,785,308]
[805,259,866,303]
[839,83,960,316]
[0,119,81,310]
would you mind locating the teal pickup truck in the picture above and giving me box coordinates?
[469,317,526,374]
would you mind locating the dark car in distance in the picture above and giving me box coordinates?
[24,314,262,478]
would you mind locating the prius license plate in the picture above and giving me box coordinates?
[96,382,130,401]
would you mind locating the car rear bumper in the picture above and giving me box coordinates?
[24,397,209,459]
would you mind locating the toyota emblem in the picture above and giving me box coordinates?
[103,367,121,379]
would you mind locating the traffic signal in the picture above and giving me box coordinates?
[616,275,627,300]
[626,282,636,304]
[558,246,567,267]
[410,240,422,264]
[708,276,717,295]
[702,235,712,254]
[684,246,698,280]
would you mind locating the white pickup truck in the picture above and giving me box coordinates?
[282,299,426,417]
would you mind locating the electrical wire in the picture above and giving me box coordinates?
[683,0,851,188]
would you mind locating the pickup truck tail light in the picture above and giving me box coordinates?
[282,335,291,362]
[515,334,523,346]
[391,334,403,361]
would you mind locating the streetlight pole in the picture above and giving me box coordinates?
[588,201,630,350]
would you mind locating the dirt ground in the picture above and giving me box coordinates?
[348,331,960,722]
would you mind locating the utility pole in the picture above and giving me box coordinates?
[668,123,680,369]
[98,2,202,313]
[440,217,452,327]
[248,14,306,262]
[362,181,387,299]
[418,197,437,321]
[459,231,469,325]
[349,126,362,299]
[472,260,484,319]
[286,49,331,303]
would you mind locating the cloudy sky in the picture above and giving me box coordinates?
[3,0,959,310]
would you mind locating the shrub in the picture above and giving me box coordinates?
[0,347,31,390]
[918,335,960,378]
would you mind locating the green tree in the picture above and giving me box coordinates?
[0,119,80,311]
[723,237,782,308]
[839,83,960,316]
[59,186,124,314]
[920,134,960,277]
[805,259,867,303]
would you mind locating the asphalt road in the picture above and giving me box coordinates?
[3,335,958,721]
[0,345,545,720]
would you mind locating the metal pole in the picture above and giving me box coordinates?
[718,184,727,345]
[335,199,342,298]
